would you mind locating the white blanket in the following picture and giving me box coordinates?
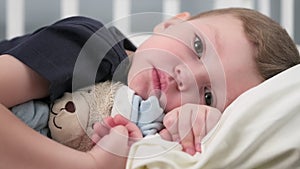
[126,64,300,169]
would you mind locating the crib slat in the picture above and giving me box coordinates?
[163,0,180,19]
[281,0,294,39]
[6,0,25,39]
[112,0,131,35]
[213,0,254,9]
[61,0,79,18]
[257,0,271,17]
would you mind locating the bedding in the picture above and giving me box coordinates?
[126,64,300,169]
[11,100,49,136]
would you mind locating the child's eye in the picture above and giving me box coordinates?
[194,35,204,59]
[204,87,213,106]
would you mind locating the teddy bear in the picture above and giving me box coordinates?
[48,81,165,152]
[48,81,125,151]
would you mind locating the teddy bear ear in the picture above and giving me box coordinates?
[78,85,94,94]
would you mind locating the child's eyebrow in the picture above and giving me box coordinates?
[204,24,222,55]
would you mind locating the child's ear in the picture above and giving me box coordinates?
[153,12,191,33]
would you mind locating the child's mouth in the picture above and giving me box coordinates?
[151,68,162,98]
[152,68,169,110]
[152,68,161,91]
[151,68,169,99]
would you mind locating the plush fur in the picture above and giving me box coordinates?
[48,81,124,151]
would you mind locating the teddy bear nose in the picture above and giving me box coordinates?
[65,101,76,113]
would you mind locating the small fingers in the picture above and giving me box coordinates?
[93,121,110,138]
[91,133,101,144]
[205,107,222,132]
[178,105,196,155]
[126,122,143,141]
[191,107,206,153]
[103,116,116,127]
[191,106,222,153]
[92,116,117,144]
[125,119,143,146]
[163,109,180,142]
[97,125,130,157]
[159,129,172,141]
[113,114,131,126]
[112,115,142,146]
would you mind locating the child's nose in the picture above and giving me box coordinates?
[174,64,195,91]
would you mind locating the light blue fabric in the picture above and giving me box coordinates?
[11,100,50,136]
[130,95,165,136]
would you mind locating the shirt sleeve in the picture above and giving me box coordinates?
[1,16,135,101]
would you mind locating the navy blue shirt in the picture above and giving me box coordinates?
[0,16,136,101]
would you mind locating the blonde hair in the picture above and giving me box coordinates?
[191,8,300,80]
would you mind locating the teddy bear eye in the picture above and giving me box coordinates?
[65,101,76,113]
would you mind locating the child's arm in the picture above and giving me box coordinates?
[160,104,222,155]
[1,103,135,169]
[0,104,99,169]
[0,54,49,108]
[0,54,127,169]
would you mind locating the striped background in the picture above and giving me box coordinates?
[0,0,299,46]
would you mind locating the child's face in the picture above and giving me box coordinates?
[128,14,263,112]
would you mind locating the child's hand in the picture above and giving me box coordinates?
[92,114,143,147]
[159,104,222,155]
[88,115,143,169]
[88,125,130,169]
